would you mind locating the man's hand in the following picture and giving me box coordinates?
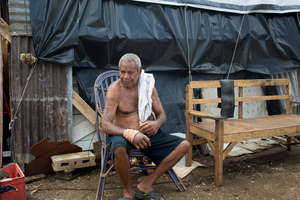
[133,132,151,150]
[139,121,160,136]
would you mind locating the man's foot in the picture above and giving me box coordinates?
[134,190,165,200]
[119,197,133,200]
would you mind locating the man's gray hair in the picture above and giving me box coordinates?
[118,53,141,71]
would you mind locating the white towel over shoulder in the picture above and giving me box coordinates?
[138,70,155,124]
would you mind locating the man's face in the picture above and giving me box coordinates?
[119,60,141,88]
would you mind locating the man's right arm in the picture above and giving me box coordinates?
[101,84,125,136]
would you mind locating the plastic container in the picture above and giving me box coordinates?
[1,163,26,200]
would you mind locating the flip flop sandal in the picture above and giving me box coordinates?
[135,190,166,200]
[118,195,134,200]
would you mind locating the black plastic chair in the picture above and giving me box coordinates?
[94,70,186,200]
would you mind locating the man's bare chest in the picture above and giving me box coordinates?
[117,90,139,115]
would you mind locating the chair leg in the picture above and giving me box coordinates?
[95,176,106,200]
[95,147,110,200]
[168,168,186,191]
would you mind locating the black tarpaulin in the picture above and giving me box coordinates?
[30,0,300,75]
[30,0,296,134]
[132,0,300,14]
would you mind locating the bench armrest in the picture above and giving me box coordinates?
[291,101,300,104]
[186,110,223,120]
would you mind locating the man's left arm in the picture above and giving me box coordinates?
[139,87,167,135]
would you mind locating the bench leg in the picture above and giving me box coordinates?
[286,136,292,151]
[214,119,224,186]
[214,144,223,186]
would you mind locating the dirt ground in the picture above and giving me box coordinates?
[24,143,300,200]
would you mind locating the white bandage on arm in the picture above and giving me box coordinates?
[123,129,139,143]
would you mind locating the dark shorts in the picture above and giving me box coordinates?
[107,130,186,165]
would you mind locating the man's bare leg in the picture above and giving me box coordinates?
[114,146,135,199]
[137,140,190,199]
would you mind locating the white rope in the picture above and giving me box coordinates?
[9,62,37,130]
[185,5,192,82]
[226,14,246,80]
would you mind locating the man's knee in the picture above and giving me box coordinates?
[180,140,191,153]
[114,146,128,159]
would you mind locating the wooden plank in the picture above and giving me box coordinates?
[72,90,96,126]
[189,79,289,89]
[72,90,103,132]
[190,80,221,88]
[190,126,215,141]
[0,18,10,43]
[238,87,243,119]
[192,138,207,145]
[25,174,46,183]
[192,95,289,105]
[233,79,289,87]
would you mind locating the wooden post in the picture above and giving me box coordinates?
[214,119,224,186]
[185,84,193,166]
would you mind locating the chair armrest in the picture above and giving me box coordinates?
[186,110,223,120]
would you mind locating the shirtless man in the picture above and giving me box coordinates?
[102,53,190,200]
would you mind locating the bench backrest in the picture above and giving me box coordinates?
[186,79,292,118]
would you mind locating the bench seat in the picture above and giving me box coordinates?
[191,114,300,143]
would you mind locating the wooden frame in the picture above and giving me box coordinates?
[185,79,300,186]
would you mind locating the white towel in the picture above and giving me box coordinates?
[138,70,155,124]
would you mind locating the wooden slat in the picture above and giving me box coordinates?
[192,138,207,145]
[0,18,10,43]
[189,79,289,89]
[233,79,289,87]
[72,90,103,133]
[190,80,220,88]
[235,95,289,102]
[238,87,243,119]
[192,95,289,105]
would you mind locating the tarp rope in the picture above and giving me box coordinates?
[226,14,246,80]
[8,0,37,162]
[185,5,192,82]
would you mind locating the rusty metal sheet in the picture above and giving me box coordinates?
[0,36,3,166]
[10,36,72,163]
[8,0,32,36]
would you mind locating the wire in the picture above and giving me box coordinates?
[9,62,37,162]
[0,76,10,116]
[184,4,192,82]
[226,14,246,80]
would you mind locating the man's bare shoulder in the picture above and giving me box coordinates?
[106,79,121,96]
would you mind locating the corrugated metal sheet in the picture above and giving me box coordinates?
[0,37,3,166]
[8,0,32,36]
[10,36,72,163]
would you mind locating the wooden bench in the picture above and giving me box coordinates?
[185,79,300,186]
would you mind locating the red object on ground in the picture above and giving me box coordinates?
[1,163,26,200]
